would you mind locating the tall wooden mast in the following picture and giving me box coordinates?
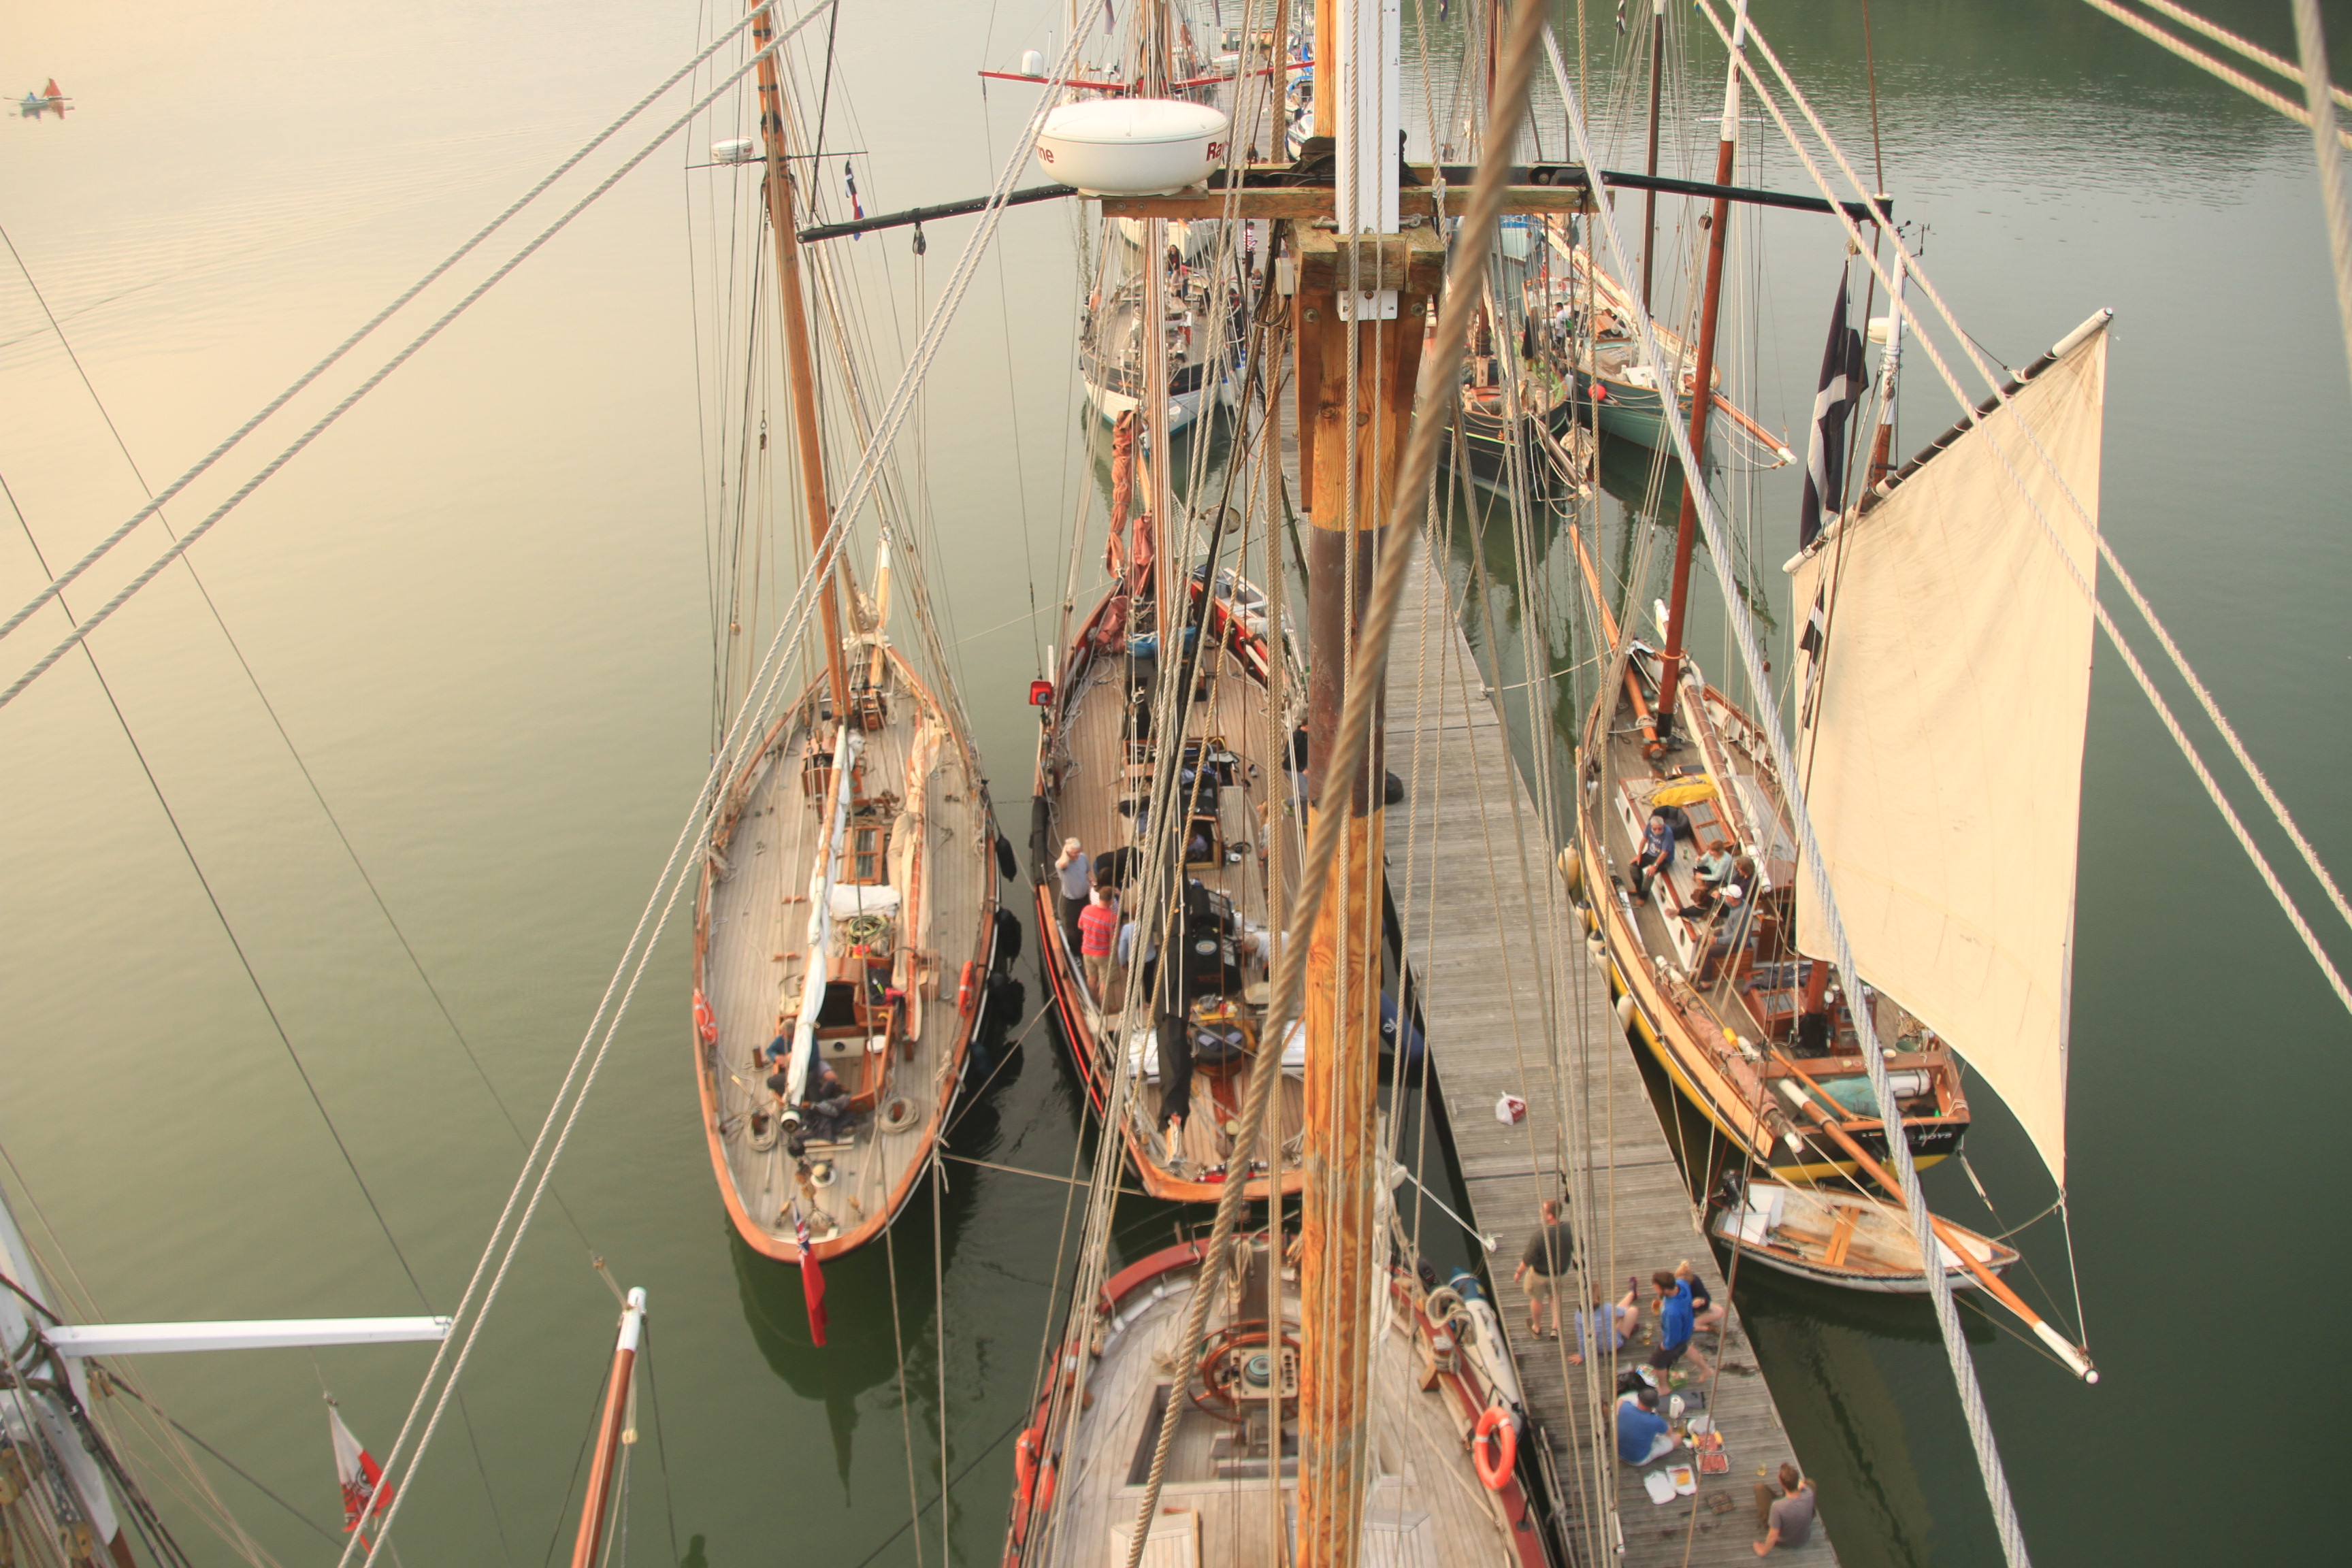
[1640,0,1665,310]
[1292,3,1435,1566]
[751,0,851,723]
[1651,0,1749,744]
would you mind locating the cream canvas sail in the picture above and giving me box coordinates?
[1787,312,2109,1185]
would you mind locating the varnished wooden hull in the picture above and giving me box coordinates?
[691,646,999,1264]
[1709,1180,2016,1294]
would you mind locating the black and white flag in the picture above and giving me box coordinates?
[1797,263,1867,551]
[1797,587,1829,734]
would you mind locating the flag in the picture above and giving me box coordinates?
[844,160,862,242]
[795,1205,828,1346]
[1796,587,1829,734]
[327,1401,393,1542]
[1102,0,1115,34]
[1796,261,1867,551]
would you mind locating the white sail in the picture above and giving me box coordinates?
[1787,312,2109,1185]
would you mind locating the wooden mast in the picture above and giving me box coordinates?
[751,0,851,725]
[1650,0,1749,745]
[1640,0,1665,310]
[1863,242,1906,487]
[1294,2,1430,1565]
[568,1288,647,1568]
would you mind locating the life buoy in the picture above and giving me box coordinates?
[1472,1405,1516,1490]
[960,960,979,1015]
[1034,1455,1057,1517]
[692,987,719,1046]
[1013,1426,1043,1541]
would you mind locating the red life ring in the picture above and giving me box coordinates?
[959,960,980,1015]
[691,987,719,1046]
[1471,1405,1516,1490]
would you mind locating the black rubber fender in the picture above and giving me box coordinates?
[992,906,1025,966]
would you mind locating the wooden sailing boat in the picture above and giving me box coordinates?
[1011,3,1561,1564]
[1034,0,1301,1207]
[1571,34,1974,1188]
[691,3,1002,1264]
[1709,1178,2017,1294]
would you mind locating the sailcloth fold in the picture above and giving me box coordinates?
[1788,313,2109,1186]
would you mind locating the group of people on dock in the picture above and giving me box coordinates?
[1512,1200,1817,1555]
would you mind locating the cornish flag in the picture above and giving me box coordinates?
[328,1401,393,1541]
[796,1205,829,1347]
[1797,262,1867,550]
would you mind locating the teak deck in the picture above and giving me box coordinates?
[1377,538,1835,1568]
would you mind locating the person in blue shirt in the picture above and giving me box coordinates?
[1629,812,1676,904]
[1649,1268,1712,1376]
[1569,1283,1642,1366]
[1614,1386,1673,1465]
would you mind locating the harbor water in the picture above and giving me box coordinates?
[0,1,2342,1563]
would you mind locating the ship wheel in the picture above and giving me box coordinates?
[1190,1320,1301,1424]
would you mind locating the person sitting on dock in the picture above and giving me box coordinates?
[1614,1386,1673,1465]
[1510,1200,1574,1338]
[1676,845,1737,918]
[1078,887,1121,1004]
[1678,1260,1725,1335]
[1569,1283,1640,1366]
[1753,1464,1817,1556]
[1629,811,1674,904]
[1650,1268,1711,1377]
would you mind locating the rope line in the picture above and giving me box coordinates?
[0,1,831,715]
[2291,0,2352,403]
[339,19,1096,1562]
[1552,31,2037,1567]
[2078,0,2352,149]
[0,0,828,655]
[1693,0,2352,1017]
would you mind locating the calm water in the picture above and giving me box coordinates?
[0,1,2343,1565]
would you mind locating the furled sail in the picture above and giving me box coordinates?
[1786,312,2110,1185]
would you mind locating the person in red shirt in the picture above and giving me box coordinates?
[1078,889,1121,1004]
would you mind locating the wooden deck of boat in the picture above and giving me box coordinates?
[1378,542,1835,1568]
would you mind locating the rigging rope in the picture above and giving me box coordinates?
[1118,3,1553,1560]
[2077,0,2352,148]
[339,20,1098,1563]
[2290,0,2352,403]
[1549,27,2039,1566]
[1693,0,2352,1017]
[0,0,828,657]
[0,14,831,715]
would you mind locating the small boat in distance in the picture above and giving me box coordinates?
[1710,1179,2016,1294]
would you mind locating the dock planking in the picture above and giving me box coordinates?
[1377,537,1836,1568]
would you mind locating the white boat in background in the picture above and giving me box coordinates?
[1710,1179,2017,1294]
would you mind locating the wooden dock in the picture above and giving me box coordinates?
[1381,542,1834,1568]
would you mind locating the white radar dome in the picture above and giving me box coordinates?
[1035,99,1230,195]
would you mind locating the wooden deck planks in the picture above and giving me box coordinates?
[1379,544,1835,1568]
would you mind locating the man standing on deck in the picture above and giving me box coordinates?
[1055,838,1092,951]
[1650,1267,1712,1377]
[1511,1199,1574,1338]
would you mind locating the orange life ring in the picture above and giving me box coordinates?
[959,960,980,1015]
[1034,1456,1057,1517]
[1472,1405,1516,1490]
[691,987,718,1046]
[1012,1426,1043,1541]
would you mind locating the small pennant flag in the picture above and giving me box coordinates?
[844,160,862,241]
[328,1401,393,1543]
[795,1205,829,1346]
[1797,261,1867,551]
